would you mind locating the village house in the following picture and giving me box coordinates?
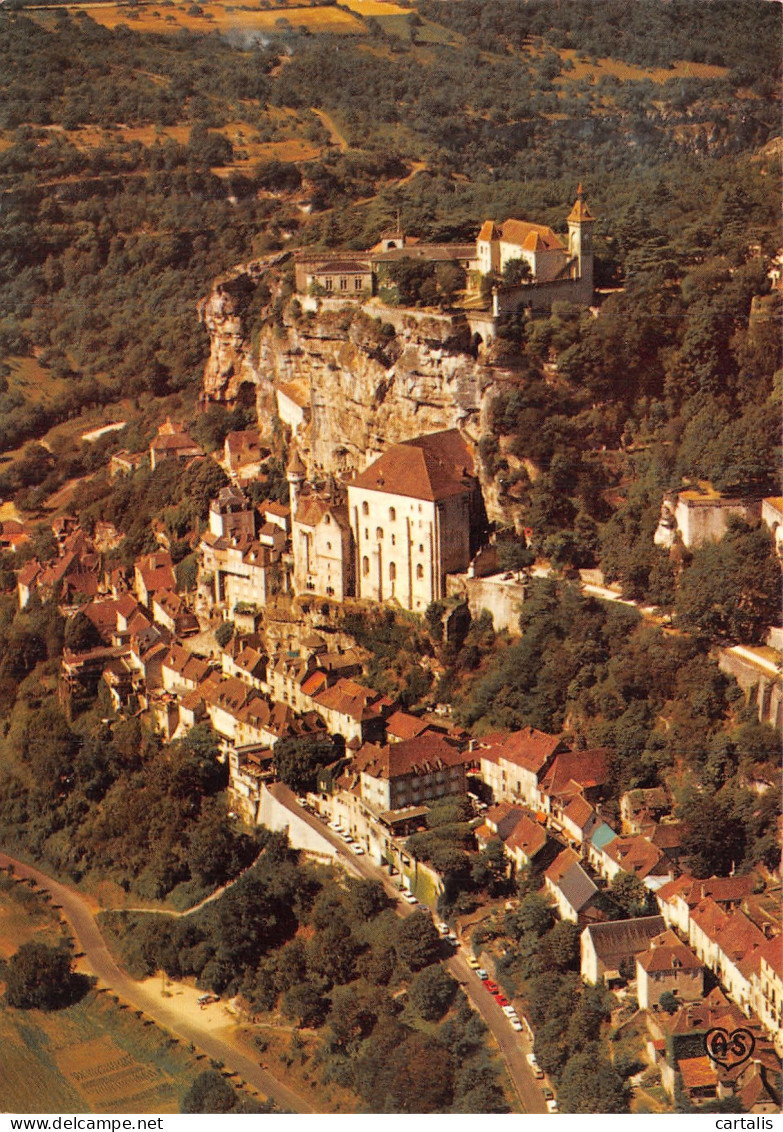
[544,847,599,924]
[654,484,762,550]
[110,449,147,478]
[656,873,755,936]
[289,472,353,602]
[311,677,393,745]
[352,732,470,812]
[134,551,176,607]
[161,645,212,695]
[149,418,202,471]
[199,529,286,613]
[581,915,667,986]
[635,929,704,1011]
[593,832,674,891]
[151,590,199,637]
[751,938,783,1055]
[223,429,268,479]
[620,787,671,835]
[478,726,568,810]
[276,382,311,436]
[209,484,256,540]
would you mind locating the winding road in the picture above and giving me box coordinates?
[0,852,313,1115]
[1,812,547,1114]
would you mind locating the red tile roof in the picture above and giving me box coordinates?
[678,1056,717,1090]
[479,726,567,774]
[350,429,474,502]
[354,733,468,782]
[500,218,565,252]
[539,747,610,795]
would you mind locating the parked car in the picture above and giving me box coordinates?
[543,1088,554,1101]
[494,994,510,1006]
[546,1100,559,1113]
[483,980,499,994]
[510,1020,524,1032]
[401,891,418,904]
[350,843,365,855]
[296,797,308,807]
[502,1006,517,1017]
[467,957,481,970]
[341,832,354,842]
[436,921,450,936]
[476,968,489,980]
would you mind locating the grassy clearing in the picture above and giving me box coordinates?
[0,874,67,959]
[5,356,70,409]
[340,0,410,15]
[236,1023,360,1112]
[65,1,366,35]
[553,47,728,84]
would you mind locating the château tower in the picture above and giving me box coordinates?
[567,183,596,299]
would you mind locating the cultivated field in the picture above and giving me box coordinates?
[57,1,366,35]
[0,990,202,1113]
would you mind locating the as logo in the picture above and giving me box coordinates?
[704,1027,755,1070]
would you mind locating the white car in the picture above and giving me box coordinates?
[296,797,308,807]
[436,921,450,936]
[546,1100,559,1113]
[510,1020,524,1032]
[476,968,489,980]
[401,891,418,904]
[502,1006,518,1017]
[350,843,365,855]
[341,832,354,843]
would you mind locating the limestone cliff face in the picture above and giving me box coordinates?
[200,264,513,521]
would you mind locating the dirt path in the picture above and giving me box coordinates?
[0,852,313,1115]
[310,108,349,152]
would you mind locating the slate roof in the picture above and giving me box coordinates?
[546,847,598,913]
[582,915,666,965]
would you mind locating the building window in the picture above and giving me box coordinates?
[389,507,396,521]
[354,277,363,290]
[340,277,348,291]
[362,501,369,516]
[391,534,395,546]
[376,527,384,540]
[324,277,333,291]
[389,562,396,581]
[362,556,370,576]
[324,514,330,524]
[364,528,369,539]
[416,564,424,580]
[326,542,332,550]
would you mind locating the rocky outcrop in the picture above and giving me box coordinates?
[200,264,513,520]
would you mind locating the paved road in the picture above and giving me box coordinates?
[267,789,548,1114]
[0,852,313,1115]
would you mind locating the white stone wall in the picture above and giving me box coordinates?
[349,486,438,611]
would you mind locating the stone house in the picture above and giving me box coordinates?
[544,847,599,924]
[209,484,256,540]
[134,551,176,607]
[353,733,470,812]
[149,418,202,470]
[477,726,568,810]
[291,492,353,602]
[580,915,666,986]
[654,484,762,550]
[635,929,704,1011]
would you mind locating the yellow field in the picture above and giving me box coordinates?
[69,1,365,35]
[341,0,410,15]
[554,47,728,84]
[0,990,203,1113]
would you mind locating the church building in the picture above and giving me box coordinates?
[346,429,485,612]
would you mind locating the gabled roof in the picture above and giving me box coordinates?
[355,733,468,782]
[505,815,547,860]
[714,910,767,966]
[500,219,565,252]
[386,710,429,742]
[540,747,610,796]
[678,1056,717,1091]
[349,429,474,502]
[690,896,730,939]
[582,915,666,963]
[480,726,567,775]
[314,677,391,722]
[545,847,598,912]
[563,794,596,831]
[603,834,665,879]
[478,220,501,242]
[637,930,702,974]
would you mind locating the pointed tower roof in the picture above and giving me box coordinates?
[287,444,306,477]
[568,183,596,223]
